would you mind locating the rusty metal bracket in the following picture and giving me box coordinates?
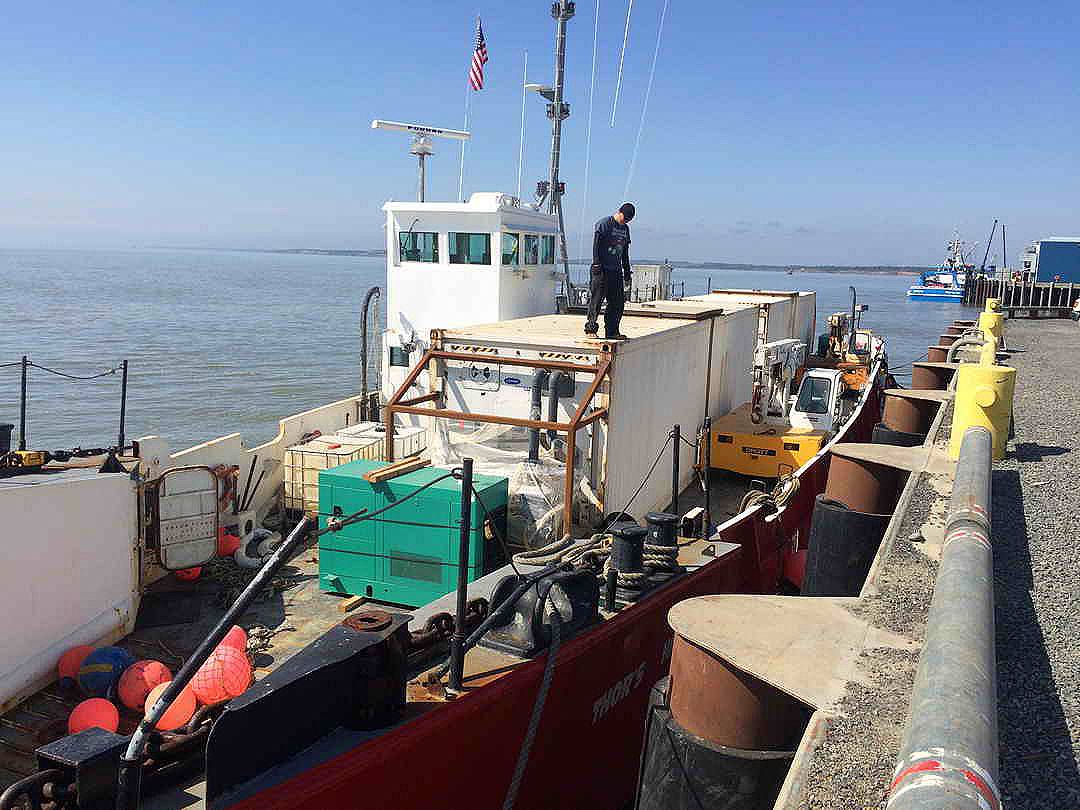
[384,349,614,534]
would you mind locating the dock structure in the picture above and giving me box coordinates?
[777,317,1080,809]
[963,273,1080,318]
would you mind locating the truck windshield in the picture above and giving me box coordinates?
[796,376,832,415]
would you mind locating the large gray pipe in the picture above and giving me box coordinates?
[546,371,568,443]
[946,333,986,363]
[887,426,998,810]
[528,370,550,462]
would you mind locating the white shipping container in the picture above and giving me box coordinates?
[430,291,814,529]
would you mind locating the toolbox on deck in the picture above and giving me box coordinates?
[317,459,508,607]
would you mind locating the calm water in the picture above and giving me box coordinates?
[0,248,968,451]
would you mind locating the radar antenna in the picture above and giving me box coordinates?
[371,120,471,202]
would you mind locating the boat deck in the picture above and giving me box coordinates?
[2,463,755,805]
[0,542,333,790]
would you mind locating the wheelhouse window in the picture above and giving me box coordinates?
[399,231,438,263]
[796,376,832,415]
[523,235,540,265]
[502,233,520,265]
[541,235,556,264]
[449,232,491,265]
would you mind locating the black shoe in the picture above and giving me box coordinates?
[605,333,629,340]
[584,326,599,336]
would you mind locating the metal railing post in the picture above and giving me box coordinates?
[18,356,28,451]
[670,424,680,514]
[117,359,129,450]
[887,426,998,810]
[702,417,712,538]
[448,457,474,693]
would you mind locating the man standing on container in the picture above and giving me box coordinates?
[584,202,635,339]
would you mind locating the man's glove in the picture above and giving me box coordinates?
[590,263,603,275]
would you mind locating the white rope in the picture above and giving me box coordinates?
[516,50,528,200]
[624,0,669,198]
[610,0,634,127]
[577,0,601,264]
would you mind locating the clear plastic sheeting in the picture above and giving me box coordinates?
[431,420,590,549]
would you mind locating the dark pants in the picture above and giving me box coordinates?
[585,268,626,336]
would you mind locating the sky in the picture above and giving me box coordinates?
[1,1,1077,265]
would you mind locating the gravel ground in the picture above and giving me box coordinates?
[799,470,946,810]
[797,317,1080,809]
[991,319,1080,807]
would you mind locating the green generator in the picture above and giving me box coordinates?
[317,459,509,607]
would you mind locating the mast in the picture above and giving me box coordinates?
[547,1,575,296]
[979,218,997,274]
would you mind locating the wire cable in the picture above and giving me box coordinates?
[320,471,456,532]
[600,430,673,531]
[889,351,929,370]
[28,362,121,381]
[469,482,524,580]
[610,0,634,127]
[623,0,669,198]
[576,0,601,265]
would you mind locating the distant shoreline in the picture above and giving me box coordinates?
[148,246,929,275]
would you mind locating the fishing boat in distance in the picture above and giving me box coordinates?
[906,234,974,301]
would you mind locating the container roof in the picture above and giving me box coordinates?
[684,289,814,307]
[440,313,685,345]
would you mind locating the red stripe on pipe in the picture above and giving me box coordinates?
[888,758,942,792]
[962,768,1001,810]
[889,758,1000,810]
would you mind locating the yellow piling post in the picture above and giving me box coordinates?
[979,337,997,366]
[950,362,1016,460]
[978,297,1004,348]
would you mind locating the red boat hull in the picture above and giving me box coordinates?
[226,552,743,810]
[223,379,883,810]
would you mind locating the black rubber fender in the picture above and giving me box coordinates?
[801,494,890,596]
[872,422,925,448]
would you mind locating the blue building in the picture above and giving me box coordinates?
[1021,238,1080,284]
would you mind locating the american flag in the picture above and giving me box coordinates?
[468,19,488,90]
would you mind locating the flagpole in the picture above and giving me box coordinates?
[458,86,470,202]
[458,15,479,202]
[516,50,528,200]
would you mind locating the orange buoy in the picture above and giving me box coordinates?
[191,646,252,705]
[218,532,242,557]
[144,682,196,731]
[58,645,94,687]
[175,567,202,581]
[68,698,119,735]
[118,660,173,711]
[220,625,248,653]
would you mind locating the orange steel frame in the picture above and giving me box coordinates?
[384,348,612,533]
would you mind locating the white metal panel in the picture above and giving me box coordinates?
[605,320,712,518]
[0,473,137,710]
[158,467,218,570]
